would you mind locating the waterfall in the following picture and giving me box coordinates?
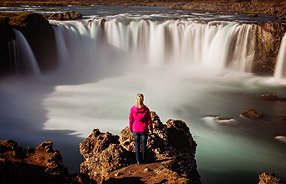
[13,29,41,76]
[8,40,17,74]
[274,34,286,79]
[51,19,257,73]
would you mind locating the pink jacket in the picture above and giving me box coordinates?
[129,105,153,132]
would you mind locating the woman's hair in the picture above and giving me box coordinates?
[136,93,144,107]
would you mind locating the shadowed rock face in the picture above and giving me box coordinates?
[254,21,286,74]
[0,13,58,76]
[80,129,129,183]
[79,111,201,184]
[0,139,93,184]
[0,139,66,175]
[0,20,15,76]
[17,13,58,72]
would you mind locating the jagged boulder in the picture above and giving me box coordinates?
[45,11,83,21]
[241,108,263,119]
[260,94,278,101]
[0,139,25,158]
[0,139,66,175]
[258,172,284,184]
[80,112,201,184]
[34,140,66,175]
[120,113,199,182]
[0,139,94,184]
[79,129,129,183]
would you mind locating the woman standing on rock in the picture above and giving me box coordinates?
[129,93,153,164]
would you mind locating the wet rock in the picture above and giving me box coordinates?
[203,115,237,126]
[275,136,286,144]
[241,108,263,119]
[258,172,284,184]
[45,11,83,21]
[260,94,278,101]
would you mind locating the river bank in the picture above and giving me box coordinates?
[0,0,286,20]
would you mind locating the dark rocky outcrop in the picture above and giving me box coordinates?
[45,11,83,21]
[260,94,278,101]
[15,13,58,72]
[258,172,284,184]
[0,17,15,76]
[0,139,94,184]
[0,12,58,76]
[79,129,129,183]
[80,111,201,184]
[241,108,263,119]
[260,94,286,102]
[254,21,286,74]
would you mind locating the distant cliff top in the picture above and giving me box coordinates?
[0,0,286,19]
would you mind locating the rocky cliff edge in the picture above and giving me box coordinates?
[79,111,201,184]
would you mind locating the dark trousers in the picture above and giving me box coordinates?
[133,131,148,164]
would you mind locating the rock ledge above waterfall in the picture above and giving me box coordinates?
[45,11,83,21]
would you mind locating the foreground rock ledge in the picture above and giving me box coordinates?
[0,139,93,184]
[79,111,201,184]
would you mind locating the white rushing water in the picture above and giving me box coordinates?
[274,33,286,79]
[13,29,41,76]
[51,18,257,73]
[1,12,286,184]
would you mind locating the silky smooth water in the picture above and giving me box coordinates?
[0,6,285,184]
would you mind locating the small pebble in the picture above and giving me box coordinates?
[114,172,120,177]
[144,168,150,172]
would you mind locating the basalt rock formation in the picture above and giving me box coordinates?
[0,12,58,76]
[254,21,286,74]
[79,111,201,184]
[0,139,93,184]
[45,11,83,21]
